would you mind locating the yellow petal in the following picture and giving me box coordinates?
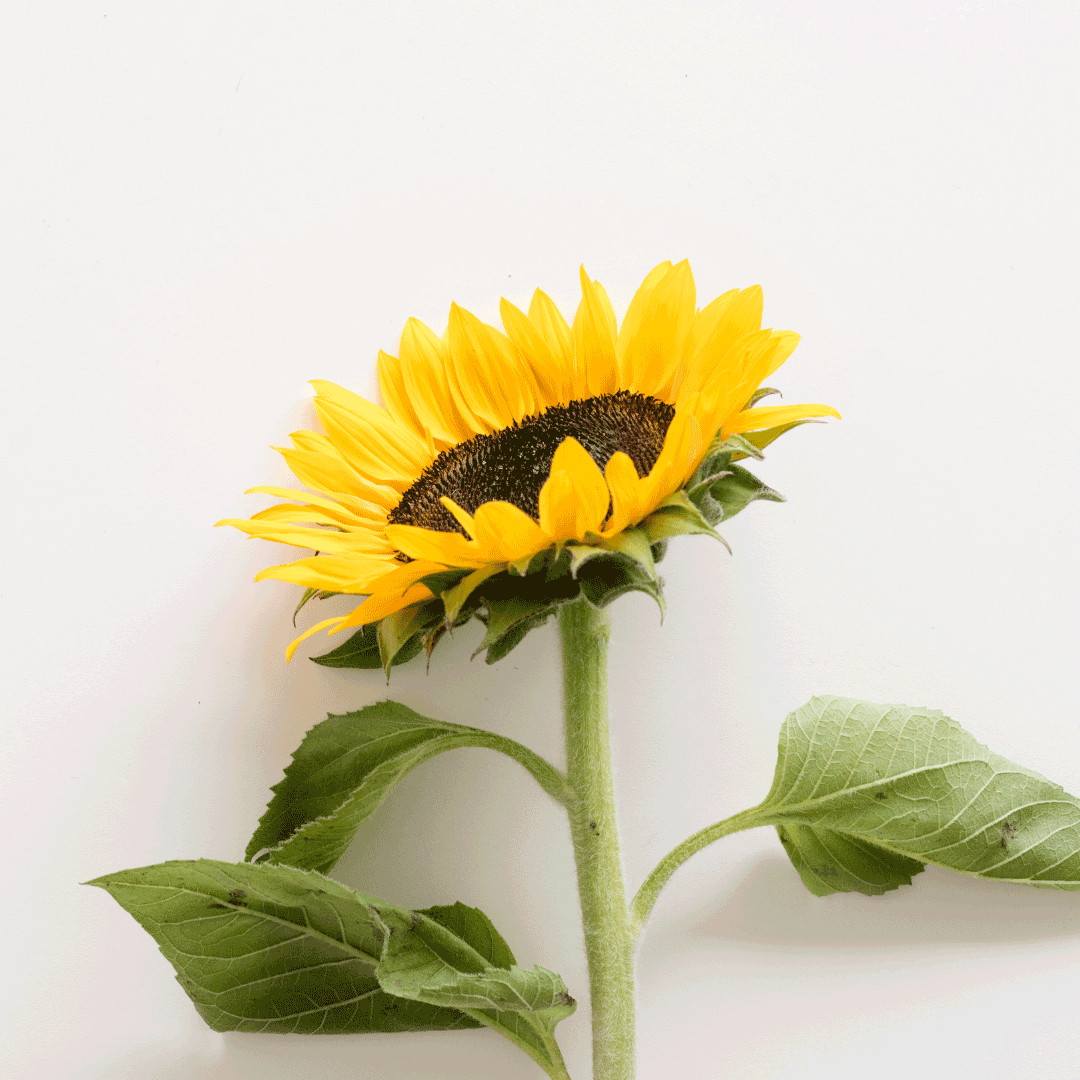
[439,496,479,539]
[762,330,800,379]
[385,523,489,568]
[616,260,696,398]
[377,349,428,444]
[528,287,580,397]
[311,381,432,486]
[249,506,394,550]
[286,616,348,663]
[602,451,656,536]
[254,554,391,592]
[472,501,550,563]
[246,486,387,524]
[399,318,477,443]
[680,286,764,400]
[276,433,385,503]
[538,436,609,541]
[500,297,571,407]
[573,267,619,398]
[615,260,673,386]
[332,583,435,632]
[446,303,539,430]
[723,402,841,438]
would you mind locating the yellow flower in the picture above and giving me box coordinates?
[218,261,838,664]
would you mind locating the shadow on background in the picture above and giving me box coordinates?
[98,1029,543,1080]
[665,853,1080,949]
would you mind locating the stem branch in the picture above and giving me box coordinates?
[629,807,765,936]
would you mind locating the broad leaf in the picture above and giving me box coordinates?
[764,696,1080,894]
[775,823,925,897]
[413,903,574,1073]
[88,860,573,1077]
[246,702,569,874]
[86,859,476,1034]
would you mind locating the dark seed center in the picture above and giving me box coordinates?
[389,391,675,535]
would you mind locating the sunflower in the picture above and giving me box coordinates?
[218,261,838,669]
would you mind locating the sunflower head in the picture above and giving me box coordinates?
[218,261,839,674]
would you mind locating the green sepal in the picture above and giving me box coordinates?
[737,418,818,457]
[716,432,764,460]
[440,564,503,625]
[599,527,657,578]
[377,601,441,677]
[311,622,420,670]
[687,462,784,527]
[86,858,574,1078]
[746,386,781,408]
[476,595,571,664]
[418,568,472,595]
[472,565,581,664]
[575,553,665,615]
[293,587,338,626]
[642,490,729,547]
[246,701,570,874]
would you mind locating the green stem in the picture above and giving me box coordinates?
[629,807,764,936]
[559,599,635,1080]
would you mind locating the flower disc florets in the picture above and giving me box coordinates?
[218,260,839,671]
[390,392,675,536]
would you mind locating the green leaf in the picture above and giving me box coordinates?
[86,859,477,1034]
[632,695,1080,929]
[775,823,925,897]
[87,860,574,1077]
[763,696,1080,895]
[310,622,422,670]
[411,903,574,1075]
[378,910,574,1014]
[246,701,569,874]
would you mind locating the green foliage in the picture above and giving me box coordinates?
[87,860,573,1077]
[246,701,569,875]
[634,695,1080,924]
[763,697,1080,895]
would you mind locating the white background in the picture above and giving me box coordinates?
[4,3,1080,1078]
